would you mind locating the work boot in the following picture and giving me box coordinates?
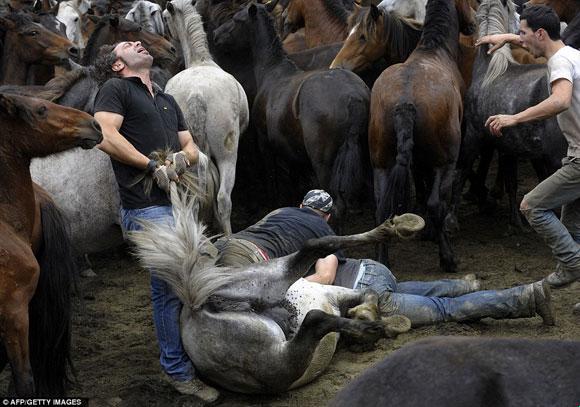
[164,374,220,403]
[532,280,556,326]
[544,266,580,288]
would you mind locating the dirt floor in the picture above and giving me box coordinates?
[2,162,580,406]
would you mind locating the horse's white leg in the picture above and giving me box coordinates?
[215,158,236,236]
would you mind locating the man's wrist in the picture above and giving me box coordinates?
[147,159,158,174]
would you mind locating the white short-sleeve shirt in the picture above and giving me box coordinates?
[548,45,580,158]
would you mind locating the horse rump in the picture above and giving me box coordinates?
[29,198,76,396]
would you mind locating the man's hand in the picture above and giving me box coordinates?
[166,151,190,176]
[152,165,175,192]
[475,33,519,54]
[485,114,518,136]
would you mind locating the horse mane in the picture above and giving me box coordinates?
[255,5,289,66]
[44,67,91,100]
[361,7,423,61]
[129,182,236,311]
[81,15,110,64]
[321,0,350,27]
[210,0,249,27]
[173,0,213,64]
[478,0,516,88]
[417,0,456,53]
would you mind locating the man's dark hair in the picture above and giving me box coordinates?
[520,5,561,40]
[93,43,120,84]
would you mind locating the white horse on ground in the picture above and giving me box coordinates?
[125,0,165,36]
[163,0,249,235]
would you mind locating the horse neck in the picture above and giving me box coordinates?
[0,36,31,85]
[82,21,108,65]
[250,14,300,86]
[303,0,348,47]
[416,0,460,62]
[562,0,580,23]
[175,8,214,68]
[0,153,35,236]
[383,14,423,64]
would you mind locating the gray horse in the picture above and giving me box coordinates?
[455,0,567,228]
[130,184,422,393]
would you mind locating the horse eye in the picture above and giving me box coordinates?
[36,106,47,116]
[28,30,39,36]
[359,34,366,41]
[74,17,79,22]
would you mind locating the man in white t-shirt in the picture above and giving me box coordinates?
[476,5,580,288]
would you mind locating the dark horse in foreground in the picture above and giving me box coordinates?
[369,0,476,272]
[214,3,371,227]
[331,336,580,406]
[130,185,423,393]
[0,93,102,395]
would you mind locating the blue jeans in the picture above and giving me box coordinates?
[121,205,194,382]
[521,156,580,273]
[354,260,534,326]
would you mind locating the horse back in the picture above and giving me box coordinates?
[370,54,463,169]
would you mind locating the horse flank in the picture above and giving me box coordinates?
[478,0,517,88]
[129,183,236,311]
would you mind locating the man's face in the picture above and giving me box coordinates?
[112,41,154,73]
[519,20,544,58]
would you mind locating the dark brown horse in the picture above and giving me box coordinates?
[370,0,476,272]
[0,93,102,396]
[0,12,78,85]
[80,14,177,67]
[283,0,352,48]
[214,3,371,228]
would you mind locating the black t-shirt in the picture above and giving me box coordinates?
[233,207,336,258]
[94,76,187,209]
[334,258,362,289]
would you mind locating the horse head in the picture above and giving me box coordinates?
[0,12,80,65]
[282,0,304,39]
[126,0,165,36]
[213,2,255,49]
[57,2,85,49]
[0,93,102,157]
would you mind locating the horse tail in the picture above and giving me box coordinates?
[384,102,416,216]
[30,197,76,396]
[330,94,369,211]
[129,184,235,311]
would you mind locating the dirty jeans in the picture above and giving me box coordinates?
[353,260,534,326]
[121,205,194,382]
[521,156,580,273]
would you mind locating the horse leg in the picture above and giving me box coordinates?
[499,155,523,230]
[428,165,458,273]
[373,168,391,266]
[215,159,236,236]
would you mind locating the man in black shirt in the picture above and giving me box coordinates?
[217,189,339,283]
[93,41,218,402]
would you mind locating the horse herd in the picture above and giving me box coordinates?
[0,0,579,402]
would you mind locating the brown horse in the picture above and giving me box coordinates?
[283,0,352,48]
[330,5,422,72]
[370,0,476,272]
[0,12,78,85]
[528,0,580,22]
[80,14,177,67]
[0,93,102,396]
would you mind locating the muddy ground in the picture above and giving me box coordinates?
[2,162,580,406]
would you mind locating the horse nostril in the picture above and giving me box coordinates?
[170,45,176,54]
[92,119,102,134]
[68,46,80,56]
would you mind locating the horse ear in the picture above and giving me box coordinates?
[0,17,16,31]
[248,3,257,18]
[166,2,175,14]
[264,0,279,13]
[110,15,120,26]
[370,4,380,21]
[0,94,18,117]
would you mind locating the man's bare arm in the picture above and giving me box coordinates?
[177,130,200,165]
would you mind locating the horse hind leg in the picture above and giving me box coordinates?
[373,168,391,265]
[215,159,236,236]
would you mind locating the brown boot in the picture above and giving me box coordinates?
[164,374,220,403]
[532,280,556,326]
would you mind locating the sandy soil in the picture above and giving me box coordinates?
[2,162,579,406]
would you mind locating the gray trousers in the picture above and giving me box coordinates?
[521,157,580,272]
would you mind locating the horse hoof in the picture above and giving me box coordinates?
[348,303,378,321]
[80,268,97,278]
[392,213,425,239]
[381,315,411,338]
